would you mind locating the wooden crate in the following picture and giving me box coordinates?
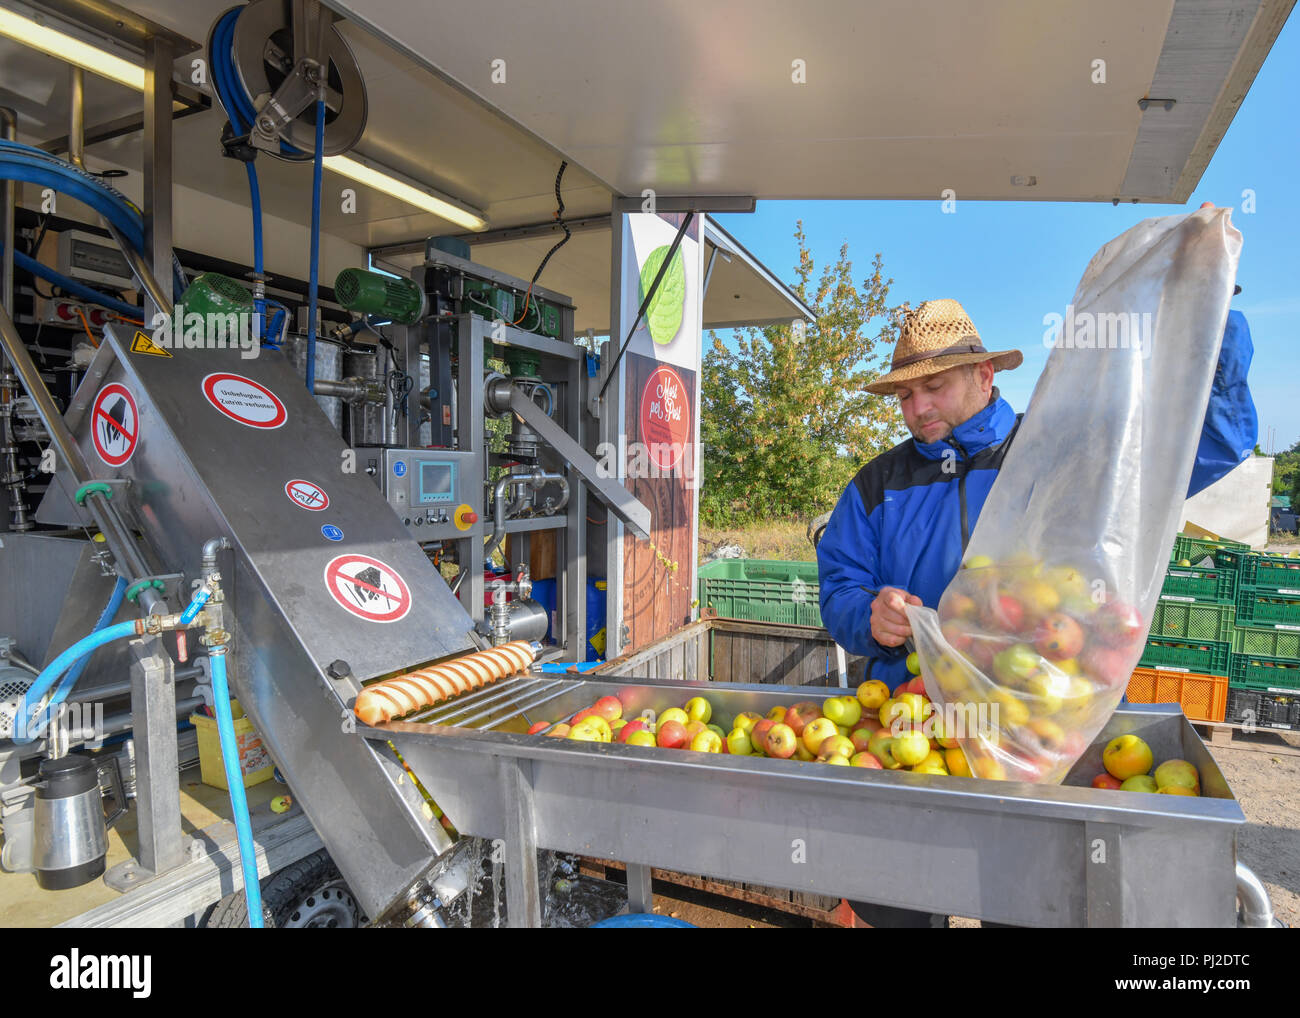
[591,616,865,688]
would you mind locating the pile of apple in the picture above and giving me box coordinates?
[924,553,1149,784]
[525,679,975,777]
[1090,734,1202,795]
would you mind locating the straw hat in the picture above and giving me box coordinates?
[866,299,1023,396]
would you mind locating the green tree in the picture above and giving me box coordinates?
[1269,439,1300,505]
[700,223,904,525]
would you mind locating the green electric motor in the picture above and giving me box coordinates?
[181,272,254,317]
[334,267,426,325]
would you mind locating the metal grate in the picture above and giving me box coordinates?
[0,677,33,740]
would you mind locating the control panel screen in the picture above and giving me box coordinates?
[418,461,455,504]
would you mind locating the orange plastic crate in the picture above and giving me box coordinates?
[1126,667,1228,723]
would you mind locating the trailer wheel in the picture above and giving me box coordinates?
[200,849,366,928]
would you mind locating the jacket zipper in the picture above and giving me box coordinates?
[950,437,972,551]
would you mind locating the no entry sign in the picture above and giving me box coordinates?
[323,553,412,623]
[91,383,139,467]
[202,372,287,429]
[285,479,330,511]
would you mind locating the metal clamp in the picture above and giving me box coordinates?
[126,578,165,603]
[73,481,113,505]
[125,572,185,604]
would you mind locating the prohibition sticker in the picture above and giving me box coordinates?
[324,554,411,623]
[285,479,330,511]
[91,383,139,467]
[202,372,287,429]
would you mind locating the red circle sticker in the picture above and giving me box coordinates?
[324,554,412,623]
[285,479,330,511]
[639,365,691,470]
[91,383,139,467]
[202,372,287,429]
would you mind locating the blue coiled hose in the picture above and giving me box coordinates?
[210,6,327,376]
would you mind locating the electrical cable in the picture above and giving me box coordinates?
[511,161,570,326]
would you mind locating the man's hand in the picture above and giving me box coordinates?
[871,587,923,648]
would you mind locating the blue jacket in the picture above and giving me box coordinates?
[817,310,1258,687]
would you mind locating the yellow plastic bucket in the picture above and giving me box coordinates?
[189,699,274,790]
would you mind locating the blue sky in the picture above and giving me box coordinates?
[715,11,1298,455]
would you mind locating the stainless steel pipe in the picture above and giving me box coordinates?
[1236,862,1279,927]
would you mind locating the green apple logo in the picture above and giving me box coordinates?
[639,244,686,346]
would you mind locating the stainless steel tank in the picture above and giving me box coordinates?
[283,333,343,431]
[343,349,385,446]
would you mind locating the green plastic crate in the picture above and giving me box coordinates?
[1139,638,1231,676]
[697,558,823,627]
[1234,586,1300,627]
[1228,653,1300,693]
[1230,624,1300,659]
[1159,563,1237,603]
[1149,600,1235,643]
[1235,552,1300,592]
[1171,534,1248,565]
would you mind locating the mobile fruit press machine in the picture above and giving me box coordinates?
[0,0,1286,927]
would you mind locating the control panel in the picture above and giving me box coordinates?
[367,448,481,540]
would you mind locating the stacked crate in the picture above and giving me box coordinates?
[1126,535,1241,723]
[1216,546,1300,730]
[1131,536,1300,729]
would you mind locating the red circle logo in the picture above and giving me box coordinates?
[639,366,691,470]
[202,372,287,429]
[91,383,139,467]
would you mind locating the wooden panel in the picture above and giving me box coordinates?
[621,351,696,653]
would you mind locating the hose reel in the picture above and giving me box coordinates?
[208,0,368,160]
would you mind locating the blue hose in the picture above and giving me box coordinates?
[15,583,208,744]
[306,99,324,395]
[0,140,187,300]
[209,651,264,927]
[45,576,129,719]
[15,578,129,743]
[0,244,141,318]
[13,620,137,744]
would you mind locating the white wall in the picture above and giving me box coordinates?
[1179,456,1273,549]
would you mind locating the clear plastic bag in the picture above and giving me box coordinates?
[906,208,1243,783]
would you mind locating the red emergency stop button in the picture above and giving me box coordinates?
[454,504,478,531]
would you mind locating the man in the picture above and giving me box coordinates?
[816,296,1256,928]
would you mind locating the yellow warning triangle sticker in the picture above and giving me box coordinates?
[130,331,172,358]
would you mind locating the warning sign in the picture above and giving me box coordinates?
[285,479,330,511]
[130,331,172,358]
[324,554,412,623]
[91,383,139,467]
[202,372,287,429]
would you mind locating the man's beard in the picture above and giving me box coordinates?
[909,419,952,442]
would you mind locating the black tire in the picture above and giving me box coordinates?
[200,849,365,928]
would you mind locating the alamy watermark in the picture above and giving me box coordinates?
[148,303,261,359]
[1043,304,1154,360]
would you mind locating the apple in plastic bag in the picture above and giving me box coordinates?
[1034,613,1085,660]
[1095,601,1146,648]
